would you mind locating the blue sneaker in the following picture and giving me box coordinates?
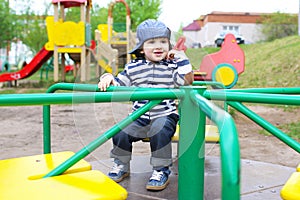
[108,163,130,183]
[146,168,171,191]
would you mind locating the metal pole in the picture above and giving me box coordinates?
[192,92,240,199]
[43,105,51,153]
[178,86,205,200]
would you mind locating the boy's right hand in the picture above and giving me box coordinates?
[98,74,115,91]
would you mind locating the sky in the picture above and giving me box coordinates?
[11,0,299,31]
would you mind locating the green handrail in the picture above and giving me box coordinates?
[203,90,300,105]
[227,87,300,94]
[191,91,240,200]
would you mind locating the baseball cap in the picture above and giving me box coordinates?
[129,19,171,54]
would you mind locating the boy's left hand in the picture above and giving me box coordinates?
[167,49,188,60]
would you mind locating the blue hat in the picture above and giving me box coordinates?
[129,19,171,54]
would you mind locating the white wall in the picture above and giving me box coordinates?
[185,22,265,47]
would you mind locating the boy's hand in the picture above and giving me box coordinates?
[168,49,188,60]
[168,36,188,60]
[98,74,115,91]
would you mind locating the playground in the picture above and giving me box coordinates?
[0,100,299,199]
[0,0,300,199]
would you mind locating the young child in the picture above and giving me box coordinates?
[98,19,193,191]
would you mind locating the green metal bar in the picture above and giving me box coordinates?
[46,82,180,93]
[0,90,184,106]
[227,87,300,94]
[44,99,162,178]
[178,87,205,200]
[203,90,300,105]
[43,105,51,153]
[191,91,240,200]
[228,101,300,153]
[46,83,98,93]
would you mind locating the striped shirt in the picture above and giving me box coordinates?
[108,58,192,119]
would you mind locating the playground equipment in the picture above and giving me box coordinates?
[0,83,299,199]
[46,0,92,82]
[97,0,135,71]
[0,0,127,83]
[0,151,127,199]
[108,0,134,64]
[194,33,245,89]
[0,0,92,83]
[281,163,300,200]
[94,30,119,76]
[0,47,53,83]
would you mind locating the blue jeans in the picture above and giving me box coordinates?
[110,113,179,170]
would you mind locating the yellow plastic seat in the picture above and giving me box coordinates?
[204,124,220,143]
[172,124,219,143]
[281,172,300,200]
[143,124,219,143]
[0,151,127,200]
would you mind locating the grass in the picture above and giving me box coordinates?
[259,121,300,141]
[236,36,300,88]
[1,36,300,140]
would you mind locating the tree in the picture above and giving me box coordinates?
[258,12,298,41]
[0,0,15,49]
[7,0,51,54]
[108,0,162,31]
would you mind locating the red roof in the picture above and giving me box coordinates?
[182,21,201,31]
[52,0,91,8]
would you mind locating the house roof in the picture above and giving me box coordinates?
[191,11,270,28]
[204,11,265,24]
[182,20,201,31]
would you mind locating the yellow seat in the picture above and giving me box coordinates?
[0,151,127,200]
[281,172,300,200]
[143,124,219,143]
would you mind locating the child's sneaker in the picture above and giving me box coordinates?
[146,167,171,191]
[108,163,130,183]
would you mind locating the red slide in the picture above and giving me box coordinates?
[0,47,53,82]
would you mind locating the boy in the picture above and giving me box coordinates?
[98,19,193,191]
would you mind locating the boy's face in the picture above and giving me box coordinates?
[142,37,169,62]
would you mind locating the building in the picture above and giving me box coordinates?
[183,11,266,47]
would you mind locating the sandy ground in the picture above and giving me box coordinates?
[0,102,299,169]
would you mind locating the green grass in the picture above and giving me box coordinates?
[259,121,300,141]
[236,36,300,88]
[237,36,300,141]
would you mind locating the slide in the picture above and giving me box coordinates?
[0,47,53,82]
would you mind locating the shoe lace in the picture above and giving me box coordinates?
[110,164,124,174]
[150,170,164,181]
